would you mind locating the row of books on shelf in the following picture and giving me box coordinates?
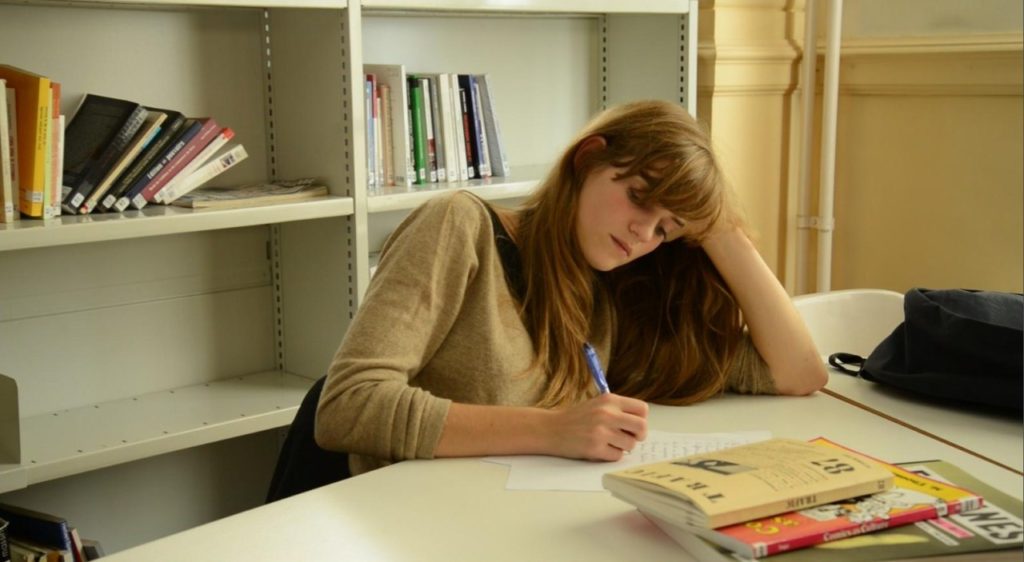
[364,65,509,195]
[0,63,250,223]
[0,502,104,561]
[602,437,1023,561]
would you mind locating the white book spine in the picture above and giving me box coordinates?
[0,80,14,222]
[155,128,232,203]
[365,77,377,191]
[436,74,458,183]
[426,75,446,183]
[161,144,248,204]
[374,90,383,188]
[419,78,438,183]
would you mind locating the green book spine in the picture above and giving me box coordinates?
[407,77,427,185]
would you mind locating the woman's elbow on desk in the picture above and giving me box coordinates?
[770,358,828,396]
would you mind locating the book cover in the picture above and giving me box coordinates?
[475,73,509,177]
[644,438,985,559]
[100,107,184,210]
[154,126,234,204]
[78,111,166,214]
[364,64,411,187]
[0,503,72,554]
[132,116,219,208]
[158,140,244,204]
[407,77,428,185]
[170,177,325,210]
[0,80,15,223]
[0,65,50,217]
[60,94,147,213]
[114,117,200,211]
[652,459,1024,562]
[603,438,894,530]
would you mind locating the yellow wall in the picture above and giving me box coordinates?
[699,0,1023,294]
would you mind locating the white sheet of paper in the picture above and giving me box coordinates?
[483,429,772,491]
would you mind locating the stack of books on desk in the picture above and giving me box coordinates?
[602,438,1024,561]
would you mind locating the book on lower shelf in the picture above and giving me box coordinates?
[0,504,101,562]
[168,177,326,210]
[602,437,894,530]
[650,459,1023,562]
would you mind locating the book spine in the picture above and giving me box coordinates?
[40,85,54,219]
[470,79,491,178]
[426,75,445,183]
[101,113,184,210]
[4,86,18,218]
[365,75,376,190]
[46,82,61,218]
[476,74,509,177]
[133,117,219,208]
[155,127,233,203]
[379,83,394,187]
[163,144,248,203]
[407,78,427,185]
[0,81,14,223]
[0,517,9,562]
[457,75,481,179]
[419,77,437,183]
[449,74,468,181]
[64,105,147,213]
[436,73,458,183]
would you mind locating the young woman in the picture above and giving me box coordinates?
[315,100,826,476]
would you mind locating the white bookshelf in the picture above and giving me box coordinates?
[0,0,697,552]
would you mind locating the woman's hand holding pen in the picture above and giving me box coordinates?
[547,394,648,462]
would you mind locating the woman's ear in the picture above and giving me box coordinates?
[573,135,608,171]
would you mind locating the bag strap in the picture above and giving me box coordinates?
[828,352,866,376]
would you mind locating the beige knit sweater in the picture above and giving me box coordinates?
[315,191,774,475]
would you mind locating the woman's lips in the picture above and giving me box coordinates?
[611,235,631,257]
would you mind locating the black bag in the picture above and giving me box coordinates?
[829,288,1023,412]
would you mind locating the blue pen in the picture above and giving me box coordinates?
[583,343,610,394]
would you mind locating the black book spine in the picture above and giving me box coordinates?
[458,75,481,179]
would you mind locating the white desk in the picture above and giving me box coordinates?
[825,372,1023,474]
[103,392,1023,562]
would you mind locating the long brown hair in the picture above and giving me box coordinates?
[515,100,744,407]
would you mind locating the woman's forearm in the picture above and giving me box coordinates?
[701,227,827,395]
[435,395,649,461]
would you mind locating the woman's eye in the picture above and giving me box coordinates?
[627,187,645,204]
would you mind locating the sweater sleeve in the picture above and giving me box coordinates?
[315,193,486,461]
[724,332,778,395]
